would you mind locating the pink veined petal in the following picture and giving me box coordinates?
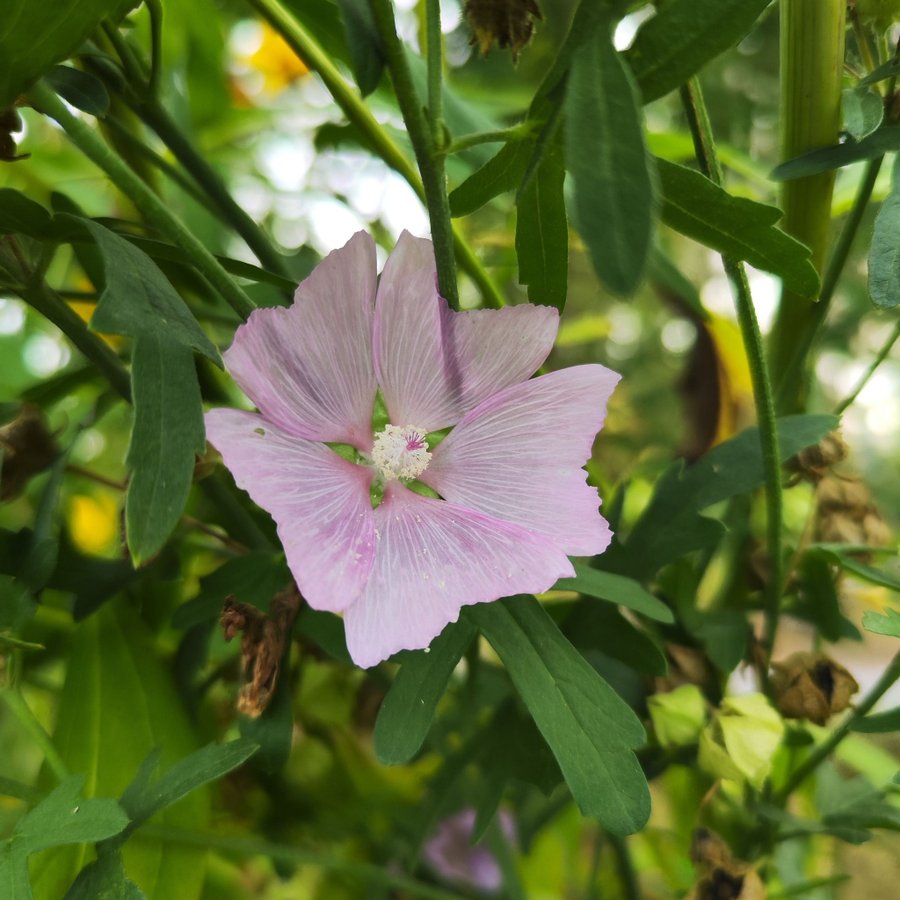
[373,231,558,431]
[342,483,574,668]
[422,365,621,557]
[223,231,377,450]
[205,408,375,613]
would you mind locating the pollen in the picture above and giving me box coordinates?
[371,424,432,481]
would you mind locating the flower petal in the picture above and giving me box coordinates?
[422,365,620,557]
[373,231,558,431]
[223,231,377,449]
[205,409,375,612]
[343,483,573,667]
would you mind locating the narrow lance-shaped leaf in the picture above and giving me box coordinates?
[449,139,533,217]
[566,18,656,295]
[555,562,674,623]
[126,335,205,566]
[374,619,476,765]
[335,0,385,96]
[625,0,772,104]
[467,597,650,835]
[516,138,568,310]
[868,155,900,309]
[771,125,900,181]
[658,158,820,298]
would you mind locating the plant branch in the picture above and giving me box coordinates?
[680,79,784,670]
[0,689,69,783]
[244,0,505,308]
[775,650,900,801]
[835,317,900,415]
[27,81,257,321]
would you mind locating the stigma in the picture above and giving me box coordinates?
[371,424,431,481]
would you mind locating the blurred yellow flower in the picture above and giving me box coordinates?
[240,22,309,94]
[68,493,119,555]
[705,315,753,446]
[69,299,123,350]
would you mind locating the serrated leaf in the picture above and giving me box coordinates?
[467,597,650,835]
[869,156,900,309]
[31,601,207,900]
[566,20,655,295]
[843,87,884,141]
[449,139,533,217]
[658,159,819,297]
[0,0,138,105]
[625,0,772,103]
[606,414,839,577]
[555,562,674,623]
[771,125,900,181]
[125,336,205,566]
[335,0,384,96]
[79,219,219,364]
[863,608,900,638]
[515,139,567,309]
[374,619,476,765]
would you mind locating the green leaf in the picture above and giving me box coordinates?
[64,852,146,900]
[79,219,220,364]
[0,190,53,238]
[771,125,900,181]
[116,739,258,836]
[373,619,476,765]
[0,0,138,106]
[31,601,208,900]
[808,544,900,593]
[868,156,900,309]
[467,597,650,835]
[607,414,838,577]
[863,608,900,638]
[860,57,900,87]
[44,66,110,118]
[555,562,674,623]
[335,0,384,96]
[449,139,533,217]
[851,707,900,733]
[843,87,884,141]
[515,138,568,310]
[566,20,656,295]
[625,0,772,104]
[658,158,819,297]
[125,336,205,566]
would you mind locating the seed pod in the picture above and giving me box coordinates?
[771,652,859,726]
[463,0,543,61]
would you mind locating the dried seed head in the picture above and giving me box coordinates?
[463,0,543,61]
[789,430,848,483]
[0,405,59,502]
[771,651,859,725]
[815,474,890,550]
[689,829,766,900]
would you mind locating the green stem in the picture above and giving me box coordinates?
[835,316,900,415]
[425,0,444,144]
[608,833,641,900]
[769,0,846,411]
[138,823,464,900]
[442,123,533,156]
[370,0,457,307]
[244,0,505,308]
[1,690,69,783]
[28,81,256,321]
[680,79,784,668]
[775,157,884,410]
[775,650,900,801]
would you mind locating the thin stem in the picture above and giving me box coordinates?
[245,0,505,308]
[681,79,784,670]
[776,650,900,801]
[425,0,444,144]
[608,833,641,900]
[138,823,465,900]
[370,0,458,307]
[835,317,900,415]
[28,81,256,321]
[1,690,70,783]
[442,123,533,156]
[66,463,126,491]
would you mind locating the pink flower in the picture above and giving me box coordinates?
[205,231,619,667]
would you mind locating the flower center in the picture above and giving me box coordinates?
[371,424,431,481]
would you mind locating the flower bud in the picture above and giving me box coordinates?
[771,652,859,725]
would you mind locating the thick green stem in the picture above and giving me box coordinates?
[681,80,784,668]
[244,0,505,308]
[425,0,444,144]
[28,81,256,321]
[370,0,457,306]
[770,0,846,411]
[776,650,900,801]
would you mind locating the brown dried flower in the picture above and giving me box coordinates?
[771,651,859,726]
[464,0,543,61]
[689,829,766,900]
[0,405,59,502]
[815,474,891,549]
[789,430,848,483]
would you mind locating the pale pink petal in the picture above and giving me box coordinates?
[422,365,620,557]
[373,231,558,431]
[343,483,574,667]
[224,232,377,449]
[205,409,375,612]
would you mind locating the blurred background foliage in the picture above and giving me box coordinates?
[1,1,899,898]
